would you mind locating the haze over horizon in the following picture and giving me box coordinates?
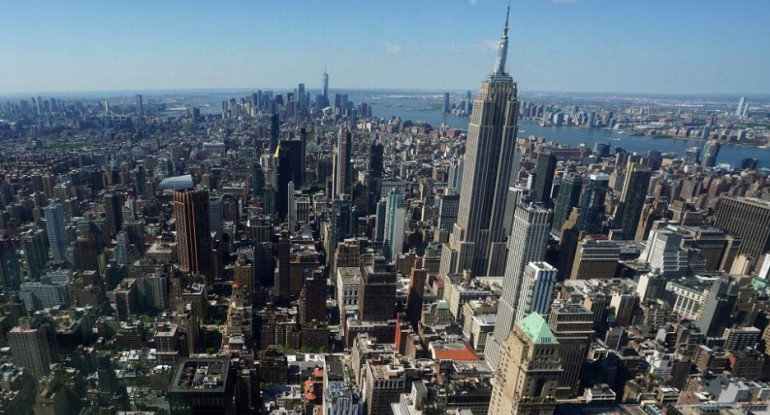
[1,0,769,95]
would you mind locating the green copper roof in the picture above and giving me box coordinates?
[518,313,558,345]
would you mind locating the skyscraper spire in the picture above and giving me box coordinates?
[493,1,511,76]
[440,0,520,283]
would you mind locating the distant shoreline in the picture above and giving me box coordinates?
[516,120,766,150]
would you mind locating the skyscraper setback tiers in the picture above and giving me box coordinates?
[439,5,521,279]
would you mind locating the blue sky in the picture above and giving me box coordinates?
[1,0,768,95]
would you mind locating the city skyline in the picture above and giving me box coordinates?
[2,0,769,95]
[2,2,770,414]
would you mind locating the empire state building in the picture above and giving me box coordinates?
[439,5,521,278]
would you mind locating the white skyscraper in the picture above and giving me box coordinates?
[515,261,558,322]
[485,203,552,369]
[640,229,689,277]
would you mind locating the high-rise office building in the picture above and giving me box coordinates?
[289,246,320,298]
[714,196,770,261]
[208,195,223,234]
[368,140,384,214]
[298,273,327,325]
[488,313,562,415]
[9,323,52,378]
[334,94,349,112]
[44,201,67,263]
[437,193,460,232]
[383,191,405,261]
[374,200,386,242]
[115,231,131,266]
[640,229,689,277]
[406,267,428,330]
[556,208,582,281]
[333,196,355,241]
[532,151,556,207]
[321,68,329,107]
[578,173,609,234]
[297,82,306,111]
[273,138,304,220]
[168,358,235,415]
[548,301,594,398]
[447,157,464,195]
[358,256,397,322]
[103,192,123,238]
[273,143,292,220]
[174,189,212,276]
[135,94,144,132]
[333,128,352,198]
[0,234,21,290]
[551,174,583,236]
[287,181,296,232]
[21,228,48,280]
[466,90,473,115]
[570,237,622,279]
[486,203,551,369]
[697,277,738,337]
[443,92,450,113]
[701,140,721,168]
[618,162,651,239]
[684,147,701,166]
[736,96,745,117]
[299,127,308,181]
[270,113,280,152]
[276,232,291,299]
[440,9,521,278]
[515,262,557,322]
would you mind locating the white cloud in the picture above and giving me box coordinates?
[481,40,499,53]
[451,43,461,53]
[384,42,402,54]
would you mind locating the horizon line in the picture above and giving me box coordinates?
[1,86,768,100]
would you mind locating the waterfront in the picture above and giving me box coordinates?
[363,96,770,168]
[183,88,769,168]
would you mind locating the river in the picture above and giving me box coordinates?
[364,97,769,168]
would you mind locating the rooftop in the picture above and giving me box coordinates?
[371,364,406,381]
[430,340,479,361]
[169,357,230,393]
[518,313,558,345]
